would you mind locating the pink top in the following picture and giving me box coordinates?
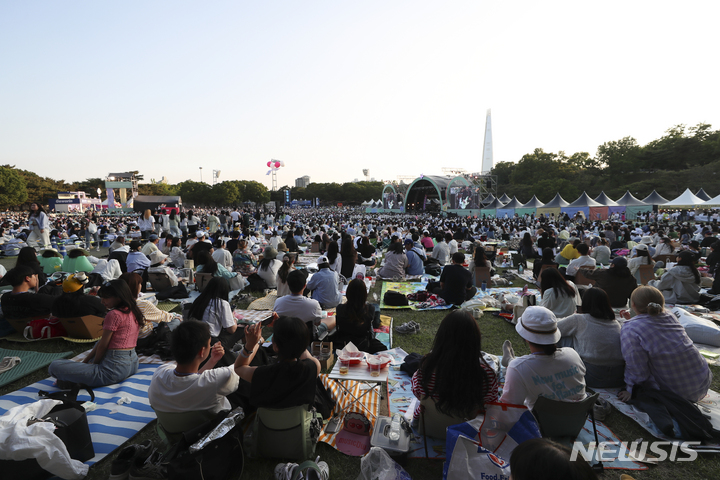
[104,308,141,350]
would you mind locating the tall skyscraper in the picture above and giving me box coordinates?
[481,109,493,173]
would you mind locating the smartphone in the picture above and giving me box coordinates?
[261,316,274,326]
[324,417,342,434]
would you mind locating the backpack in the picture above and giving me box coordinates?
[425,264,442,276]
[24,317,67,340]
[246,273,269,292]
[383,290,409,306]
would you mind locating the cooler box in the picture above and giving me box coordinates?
[371,416,412,463]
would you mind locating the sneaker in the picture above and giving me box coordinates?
[593,398,612,422]
[274,461,301,480]
[110,440,153,480]
[129,449,166,480]
[304,456,329,480]
[500,340,515,368]
[395,321,420,334]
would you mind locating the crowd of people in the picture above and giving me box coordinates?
[2,202,720,477]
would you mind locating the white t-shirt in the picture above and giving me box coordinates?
[196,299,235,337]
[273,294,322,324]
[148,364,239,414]
[500,348,586,410]
[257,259,282,288]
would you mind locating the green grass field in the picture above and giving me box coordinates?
[2,252,720,479]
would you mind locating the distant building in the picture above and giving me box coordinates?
[482,109,493,174]
[295,175,311,188]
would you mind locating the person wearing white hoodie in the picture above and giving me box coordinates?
[649,251,701,304]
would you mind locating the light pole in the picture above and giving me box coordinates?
[199,167,203,183]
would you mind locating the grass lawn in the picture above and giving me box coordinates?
[2,252,720,479]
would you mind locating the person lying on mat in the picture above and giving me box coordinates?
[48,280,143,387]
[411,310,498,421]
[235,316,320,410]
[148,320,241,415]
[500,306,586,410]
[618,286,711,403]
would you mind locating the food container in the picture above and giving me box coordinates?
[371,416,412,465]
[338,351,364,365]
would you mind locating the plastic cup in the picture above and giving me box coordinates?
[369,362,382,377]
[339,358,350,375]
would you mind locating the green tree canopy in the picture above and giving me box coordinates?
[0,166,28,208]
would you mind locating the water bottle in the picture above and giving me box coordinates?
[388,414,401,443]
[481,281,487,292]
[518,264,524,275]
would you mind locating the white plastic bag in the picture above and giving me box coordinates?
[357,447,411,480]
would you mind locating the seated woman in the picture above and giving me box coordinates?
[331,279,384,353]
[52,272,106,318]
[326,241,342,274]
[188,276,240,348]
[518,232,538,259]
[340,238,359,279]
[557,288,625,388]
[275,253,296,298]
[412,310,498,420]
[469,244,495,280]
[555,239,581,266]
[256,247,282,289]
[618,286,711,407]
[649,251,701,304]
[236,317,320,410]
[169,237,186,267]
[48,280,143,387]
[62,248,95,273]
[653,236,676,259]
[539,267,581,318]
[119,272,181,339]
[16,246,48,286]
[39,248,64,275]
[126,241,151,274]
[583,257,637,308]
[195,249,246,291]
[590,237,611,265]
[500,306,586,409]
[533,248,559,281]
[376,241,408,279]
[357,236,377,267]
[628,244,655,283]
[232,239,257,276]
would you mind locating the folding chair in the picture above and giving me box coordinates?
[419,397,472,457]
[153,408,218,451]
[195,272,213,292]
[533,392,603,473]
[148,271,173,292]
[475,267,491,287]
[638,264,655,285]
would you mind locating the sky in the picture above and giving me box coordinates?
[2,1,720,190]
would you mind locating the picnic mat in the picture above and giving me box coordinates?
[247,291,278,310]
[233,309,273,325]
[0,331,101,343]
[0,348,73,388]
[592,387,720,453]
[317,373,381,451]
[0,363,162,465]
[379,282,452,311]
[155,301,181,312]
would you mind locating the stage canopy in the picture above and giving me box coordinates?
[663,188,705,208]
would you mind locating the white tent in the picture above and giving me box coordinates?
[702,194,720,208]
[662,188,705,207]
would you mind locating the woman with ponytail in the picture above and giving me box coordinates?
[275,253,296,297]
[618,286,710,404]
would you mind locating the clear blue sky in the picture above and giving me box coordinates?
[2,1,719,189]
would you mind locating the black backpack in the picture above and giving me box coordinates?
[383,290,409,306]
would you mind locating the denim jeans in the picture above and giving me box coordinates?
[49,349,139,387]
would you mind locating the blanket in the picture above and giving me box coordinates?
[379,282,452,311]
[0,363,162,465]
[0,348,73,388]
[592,387,720,453]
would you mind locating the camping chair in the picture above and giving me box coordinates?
[533,393,603,473]
[475,267,491,287]
[153,408,218,451]
[248,404,321,461]
[638,264,655,285]
[511,253,527,269]
[540,264,559,276]
[654,254,676,265]
[148,271,174,292]
[311,241,320,253]
[574,267,596,287]
[419,397,471,457]
[195,272,213,292]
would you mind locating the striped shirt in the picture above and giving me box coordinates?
[411,360,499,419]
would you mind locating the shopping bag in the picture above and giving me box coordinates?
[443,402,540,480]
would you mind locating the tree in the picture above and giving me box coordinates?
[0,166,28,208]
[595,136,641,173]
[490,162,516,186]
[242,181,270,204]
[210,181,240,205]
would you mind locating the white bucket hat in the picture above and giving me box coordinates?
[515,306,561,345]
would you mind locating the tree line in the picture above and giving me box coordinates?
[490,123,720,203]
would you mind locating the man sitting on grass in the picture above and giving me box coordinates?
[148,320,240,415]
